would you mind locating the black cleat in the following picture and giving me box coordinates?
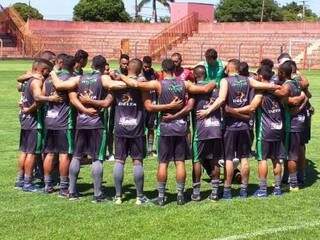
[208,190,219,201]
[177,194,186,205]
[92,194,107,203]
[153,196,166,206]
[191,193,201,202]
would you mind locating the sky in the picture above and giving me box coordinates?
[2,0,320,20]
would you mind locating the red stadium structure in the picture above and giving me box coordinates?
[1,3,320,69]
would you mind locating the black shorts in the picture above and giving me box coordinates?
[192,138,224,163]
[114,136,146,161]
[256,140,286,161]
[73,129,107,161]
[224,130,252,160]
[43,129,74,154]
[145,112,157,130]
[19,129,43,154]
[157,136,191,162]
[302,119,311,144]
[288,132,304,161]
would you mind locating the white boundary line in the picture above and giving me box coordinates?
[212,221,320,240]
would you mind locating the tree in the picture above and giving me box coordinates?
[281,1,318,21]
[13,2,43,22]
[137,0,174,23]
[73,0,130,22]
[215,0,283,22]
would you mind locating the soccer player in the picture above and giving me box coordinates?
[142,56,158,156]
[197,59,280,199]
[191,65,224,201]
[15,59,55,191]
[50,55,126,202]
[74,49,88,76]
[171,53,194,81]
[120,59,216,206]
[226,66,304,197]
[42,54,76,196]
[200,48,225,87]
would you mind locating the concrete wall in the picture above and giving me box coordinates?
[171,2,214,23]
[199,22,320,33]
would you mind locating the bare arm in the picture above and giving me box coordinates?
[142,92,183,113]
[17,70,32,83]
[79,92,114,109]
[185,81,216,94]
[162,97,195,123]
[120,74,160,92]
[31,80,62,103]
[287,91,306,106]
[232,94,263,114]
[249,78,280,91]
[68,91,97,116]
[101,75,127,90]
[196,78,228,120]
[224,105,251,120]
[273,84,290,98]
[50,71,79,91]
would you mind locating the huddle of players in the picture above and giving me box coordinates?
[15,48,311,205]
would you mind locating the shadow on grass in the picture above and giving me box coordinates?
[303,159,319,188]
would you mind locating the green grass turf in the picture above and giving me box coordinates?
[0,60,319,240]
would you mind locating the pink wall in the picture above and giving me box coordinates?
[27,20,169,33]
[199,22,320,33]
[171,2,214,23]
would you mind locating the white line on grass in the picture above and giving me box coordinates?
[212,221,320,240]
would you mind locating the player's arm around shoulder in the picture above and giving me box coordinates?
[50,71,79,91]
[249,78,280,91]
[142,91,182,113]
[185,80,216,94]
[102,74,127,90]
[31,79,62,103]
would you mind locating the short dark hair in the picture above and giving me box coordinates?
[143,56,152,64]
[75,49,89,63]
[288,60,297,74]
[239,61,249,77]
[162,59,175,73]
[120,54,129,61]
[279,61,293,78]
[257,65,273,81]
[34,58,54,71]
[260,58,274,69]
[171,52,182,60]
[228,59,241,72]
[205,48,218,60]
[92,55,107,71]
[56,53,68,61]
[277,53,291,62]
[39,51,56,62]
[193,65,207,79]
[63,55,76,72]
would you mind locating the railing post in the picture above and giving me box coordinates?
[259,44,263,64]
[0,38,3,58]
[238,43,243,61]
[200,42,205,61]
[303,43,308,70]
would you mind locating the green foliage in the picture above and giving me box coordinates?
[73,0,130,22]
[12,2,43,21]
[137,0,174,22]
[281,1,319,21]
[215,0,283,22]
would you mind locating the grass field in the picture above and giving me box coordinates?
[0,60,319,240]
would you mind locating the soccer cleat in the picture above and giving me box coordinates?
[223,188,232,200]
[113,196,123,205]
[273,187,282,196]
[14,181,24,190]
[208,189,219,201]
[92,194,107,204]
[239,188,248,198]
[68,192,81,201]
[22,184,40,193]
[254,189,267,198]
[177,194,185,205]
[58,188,69,198]
[135,196,149,205]
[191,193,201,202]
[108,155,115,162]
[153,196,166,206]
[43,186,54,194]
[290,186,299,192]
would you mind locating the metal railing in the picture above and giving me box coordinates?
[149,13,199,58]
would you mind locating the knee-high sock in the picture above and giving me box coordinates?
[133,163,144,197]
[113,161,124,197]
[92,160,103,197]
[69,157,80,194]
